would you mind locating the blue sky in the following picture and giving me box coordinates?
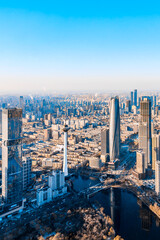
[0,1,160,94]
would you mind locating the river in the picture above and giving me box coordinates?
[72,175,160,240]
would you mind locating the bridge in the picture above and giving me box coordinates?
[78,177,144,200]
[78,179,124,198]
[77,176,160,219]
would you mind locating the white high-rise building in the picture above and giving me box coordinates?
[48,170,65,190]
[63,125,70,176]
[109,97,120,162]
[136,151,145,174]
[37,170,67,206]
[155,161,160,196]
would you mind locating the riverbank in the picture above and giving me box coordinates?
[91,188,160,240]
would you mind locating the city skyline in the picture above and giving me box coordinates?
[0,1,160,93]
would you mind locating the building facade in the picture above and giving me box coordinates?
[152,134,160,170]
[2,108,23,204]
[22,157,32,190]
[37,170,67,206]
[155,161,160,195]
[109,97,120,162]
[139,97,152,168]
[101,128,109,163]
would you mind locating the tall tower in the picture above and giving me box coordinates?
[2,108,23,204]
[126,100,131,112]
[130,91,133,107]
[139,97,152,167]
[109,97,120,162]
[63,125,70,176]
[152,134,160,170]
[139,122,148,169]
[101,128,109,163]
[155,161,160,196]
[19,96,24,109]
[134,89,137,107]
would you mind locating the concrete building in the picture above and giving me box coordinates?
[152,134,160,171]
[44,128,52,141]
[89,156,102,169]
[136,151,145,174]
[134,151,146,179]
[109,97,120,163]
[101,128,109,163]
[2,108,23,204]
[155,161,160,196]
[37,187,52,206]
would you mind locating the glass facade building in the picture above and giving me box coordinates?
[109,97,120,162]
[2,108,23,204]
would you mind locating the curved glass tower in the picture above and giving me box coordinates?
[109,97,120,162]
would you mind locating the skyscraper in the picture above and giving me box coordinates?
[131,91,133,107]
[154,95,157,108]
[19,96,24,109]
[2,108,23,204]
[139,122,148,169]
[0,109,2,135]
[126,100,131,112]
[63,125,70,176]
[140,97,152,167]
[109,97,120,162]
[136,151,146,179]
[134,89,137,107]
[101,128,109,163]
[152,134,160,170]
[155,161,160,196]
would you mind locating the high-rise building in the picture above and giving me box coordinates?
[101,128,109,163]
[136,151,145,174]
[131,91,133,107]
[37,170,67,206]
[155,161,160,195]
[48,170,65,190]
[2,108,23,204]
[154,95,157,108]
[63,125,70,176]
[0,109,2,135]
[22,157,32,190]
[126,100,131,112]
[109,97,120,162]
[139,97,152,167]
[152,134,160,170]
[19,96,24,109]
[134,89,137,107]
[139,122,148,169]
